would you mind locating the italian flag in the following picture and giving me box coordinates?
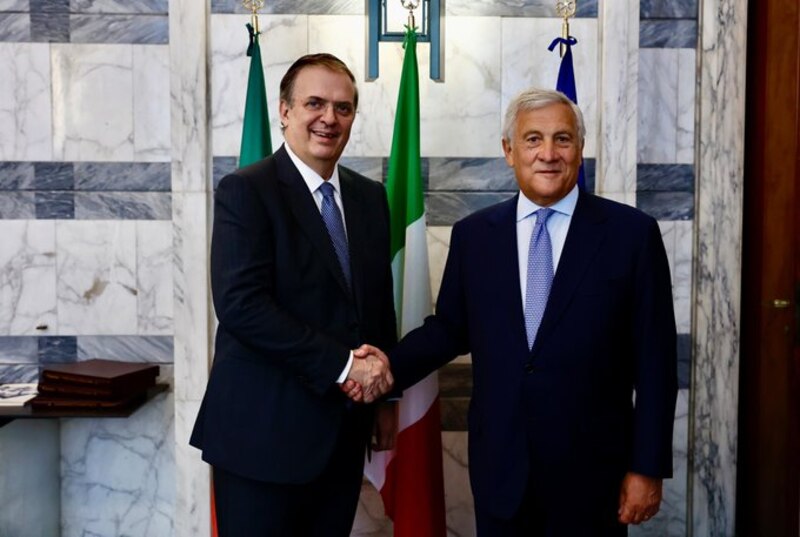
[364,28,447,536]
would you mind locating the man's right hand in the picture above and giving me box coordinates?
[344,344,393,403]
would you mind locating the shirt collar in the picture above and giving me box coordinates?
[284,142,342,195]
[516,183,579,222]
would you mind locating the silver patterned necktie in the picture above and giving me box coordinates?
[525,208,555,349]
[319,181,351,289]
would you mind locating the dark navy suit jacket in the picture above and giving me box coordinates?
[390,190,677,521]
[191,145,397,484]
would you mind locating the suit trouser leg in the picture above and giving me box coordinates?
[213,411,367,537]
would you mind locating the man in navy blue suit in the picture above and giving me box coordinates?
[191,54,397,537]
[350,88,678,536]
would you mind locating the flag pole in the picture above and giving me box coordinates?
[555,0,577,57]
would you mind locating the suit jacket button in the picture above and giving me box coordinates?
[524,363,535,373]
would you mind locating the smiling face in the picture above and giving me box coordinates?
[279,65,357,179]
[502,102,583,207]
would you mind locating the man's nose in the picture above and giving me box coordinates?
[538,139,557,161]
[320,103,337,123]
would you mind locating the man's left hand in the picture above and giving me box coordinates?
[618,472,662,525]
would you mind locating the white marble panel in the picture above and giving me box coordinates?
[210,14,308,158]
[692,1,747,534]
[310,15,502,158]
[673,221,692,333]
[638,48,678,164]
[133,44,171,161]
[61,392,175,537]
[175,399,210,537]
[352,480,392,536]
[427,225,451,306]
[598,0,638,195]
[52,44,134,161]
[137,221,173,335]
[56,221,138,334]
[0,420,60,537]
[0,220,56,336]
[676,49,696,164]
[501,18,599,159]
[0,43,53,161]
[172,192,211,402]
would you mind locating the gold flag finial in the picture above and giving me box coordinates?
[243,0,265,34]
[401,0,420,31]
[555,1,576,57]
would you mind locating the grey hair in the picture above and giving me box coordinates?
[502,88,586,143]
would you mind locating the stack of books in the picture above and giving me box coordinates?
[31,359,160,410]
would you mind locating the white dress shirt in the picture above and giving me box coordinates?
[516,184,579,313]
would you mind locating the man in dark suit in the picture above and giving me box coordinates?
[350,88,678,536]
[190,53,397,537]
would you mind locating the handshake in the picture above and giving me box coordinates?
[342,344,393,403]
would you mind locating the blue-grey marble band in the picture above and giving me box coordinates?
[30,0,68,13]
[211,0,362,15]
[30,10,68,42]
[641,0,697,19]
[0,12,29,40]
[0,192,35,218]
[640,19,697,48]
[0,0,30,12]
[339,156,384,184]
[69,13,167,44]
[0,364,39,383]
[35,162,74,190]
[426,191,514,226]
[637,163,694,192]
[35,191,74,219]
[677,333,690,388]
[70,0,167,14]
[74,162,170,191]
[0,336,38,363]
[0,162,36,190]
[637,191,694,220]
[446,0,597,17]
[74,192,171,219]
[77,335,173,363]
[212,156,238,190]
[38,335,77,363]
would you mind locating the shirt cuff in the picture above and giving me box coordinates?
[336,351,354,384]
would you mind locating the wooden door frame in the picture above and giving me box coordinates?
[737,0,800,535]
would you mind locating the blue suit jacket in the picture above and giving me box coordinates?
[391,190,677,519]
[191,146,397,484]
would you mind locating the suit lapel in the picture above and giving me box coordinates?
[487,195,531,357]
[339,168,366,317]
[276,147,352,297]
[531,191,609,356]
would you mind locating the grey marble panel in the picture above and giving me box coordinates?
[637,191,693,220]
[35,162,74,190]
[428,157,516,191]
[0,13,29,41]
[637,164,694,192]
[38,335,77,363]
[0,1,30,11]
[0,336,38,363]
[0,364,39,382]
[677,333,690,389]
[641,0,697,19]
[212,156,236,190]
[74,162,170,191]
[583,158,596,193]
[426,192,514,226]
[77,335,173,363]
[340,157,384,184]
[70,0,167,14]
[211,0,361,14]
[640,20,697,48]
[74,192,171,219]
[30,10,68,41]
[35,191,74,218]
[447,0,597,17]
[30,0,68,12]
[0,162,34,190]
[70,14,168,44]
[0,192,35,218]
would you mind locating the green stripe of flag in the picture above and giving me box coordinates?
[239,23,272,168]
[386,28,424,261]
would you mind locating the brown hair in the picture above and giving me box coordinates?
[279,53,359,110]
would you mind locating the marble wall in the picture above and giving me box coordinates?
[0,0,746,535]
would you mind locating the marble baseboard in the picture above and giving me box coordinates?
[640,20,697,48]
[447,0,597,17]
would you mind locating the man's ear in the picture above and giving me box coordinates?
[502,138,514,167]
[279,100,290,123]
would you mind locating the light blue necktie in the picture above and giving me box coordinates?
[319,181,351,289]
[525,208,554,349]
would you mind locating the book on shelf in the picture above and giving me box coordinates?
[30,391,146,410]
[40,359,159,392]
[0,383,38,407]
